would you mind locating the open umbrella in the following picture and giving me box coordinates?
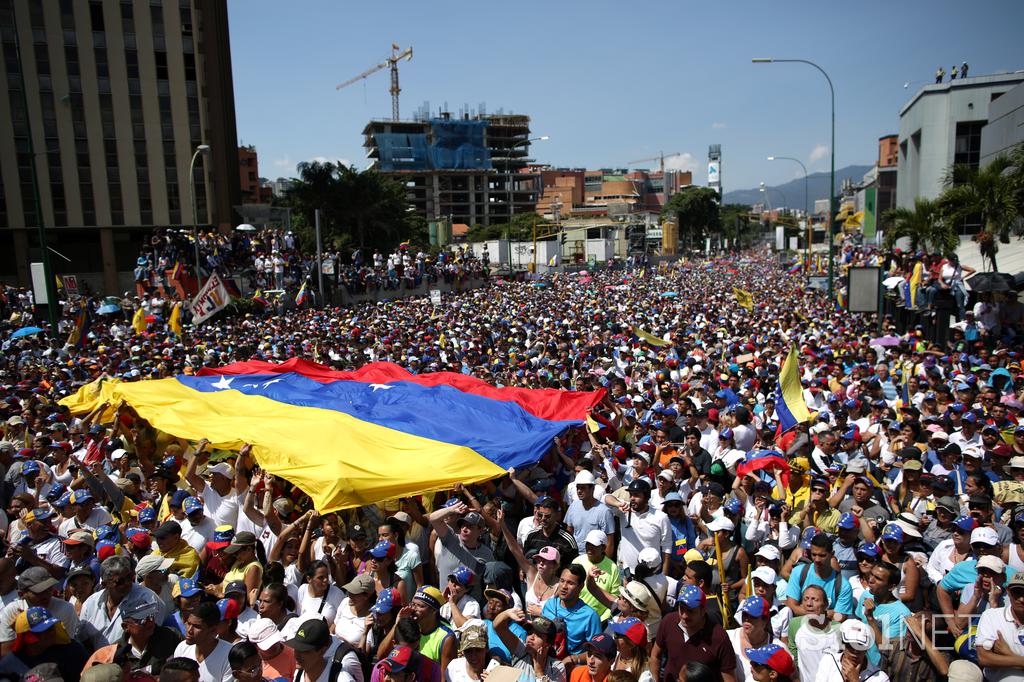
[11,326,44,339]
[96,303,121,315]
[869,335,903,347]
[882,276,905,289]
[967,272,1015,292]
[235,223,257,232]
[661,292,679,298]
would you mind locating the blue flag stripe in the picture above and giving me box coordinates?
[177,373,574,470]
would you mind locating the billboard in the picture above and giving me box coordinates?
[708,162,720,185]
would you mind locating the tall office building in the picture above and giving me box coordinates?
[0,0,241,293]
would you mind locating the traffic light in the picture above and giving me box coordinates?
[560,233,567,244]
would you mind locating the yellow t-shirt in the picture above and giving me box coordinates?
[155,539,201,578]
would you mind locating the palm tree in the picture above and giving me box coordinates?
[881,197,957,254]
[938,151,1022,271]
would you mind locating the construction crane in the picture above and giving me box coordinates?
[335,43,413,121]
[626,151,683,175]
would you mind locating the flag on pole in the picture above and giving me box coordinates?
[132,306,147,334]
[775,346,811,432]
[55,275,63,290]
[909,261,923,307]
[549,254,559,267]
[787,260,802,274]
[733,287,754,311]
[168,302,182,337]
[252,290,269,306]
[67,300,92,348]
[295,282,308,306]
[171,261,185,281]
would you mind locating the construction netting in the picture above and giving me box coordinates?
[375,119,491,172]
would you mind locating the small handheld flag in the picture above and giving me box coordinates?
[294,282,309,306]
[733,287,754,311]
[168,302,183,337]
[132,307,147,334]
[252,290,269,306]
[775,346,811,432]
[633,327,671,348]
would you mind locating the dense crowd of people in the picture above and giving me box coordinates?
[1,245,1023,682]
[129,227,489,302]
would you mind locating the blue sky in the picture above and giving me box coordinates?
[229,0,1024,193]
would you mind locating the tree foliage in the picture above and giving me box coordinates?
[882,197,958,254]
[277,161,418,253]
[938,153,1021,243]
[465,213,553,243]
[661,187,721,248]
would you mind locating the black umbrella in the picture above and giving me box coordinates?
[966,272,1015,292]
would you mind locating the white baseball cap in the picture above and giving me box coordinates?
[977,555,1006,573]
[707,517,735,533]
[637,547,661,569]
[584,529,608,547]
[971,527,999,546]
[574,470,597,486]
[755,545,782,562]
[246,617,284,650]
[751,566,778,585]
[204,462,234,479]
[840,618,875,651]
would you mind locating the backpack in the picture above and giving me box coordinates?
[796,562,841,608]
[295,640,370,682]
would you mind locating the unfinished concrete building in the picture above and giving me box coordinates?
[362,112,538,227]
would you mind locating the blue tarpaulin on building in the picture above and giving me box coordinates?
[375,120,492,172]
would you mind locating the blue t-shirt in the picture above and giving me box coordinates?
[855,592,912,666]
[784,564,854,615]
[564,500,615,551]
[542,598,602,655]
[940,559,1018,591]
[485,618,527,663]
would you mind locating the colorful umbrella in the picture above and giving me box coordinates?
[11,326,44,338]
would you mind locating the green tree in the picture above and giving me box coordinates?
[719,203,752,249]
[937,148,1024,270]
[881,197,958,254]
[281,161,418,254]
[661,187,721,250]
[465,213,553,243]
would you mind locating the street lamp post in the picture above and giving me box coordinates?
[768,155,810,275]
[188,144,210,290]
[754,57,836,299]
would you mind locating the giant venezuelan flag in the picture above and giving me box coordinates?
[63,360,604,510]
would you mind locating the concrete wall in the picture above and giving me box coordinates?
[897,74,1024,209]
[980,81,1024,165]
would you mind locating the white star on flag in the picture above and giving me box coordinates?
[211,376,234,390]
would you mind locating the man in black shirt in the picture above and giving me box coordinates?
[524,497,578,568]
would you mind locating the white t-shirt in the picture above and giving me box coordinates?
[297,584,345,623]
[58,507,113,537]
[440,593,481,623]
[445,657,499,682]
[173,639,234,682]
[333,597,367,646]
[975,604,1024,682]
[181,515,217,553]
[611,506,671,572]
[199,484,240,528]
[793,620,842,682]
[812,652,889,682]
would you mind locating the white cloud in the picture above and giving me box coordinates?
[809,144,829,164]
[711,122,727,129]
[662,153,699,173]
[272,157,293,170]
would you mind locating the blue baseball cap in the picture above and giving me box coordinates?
[371,587,403,615]
[676,584,706,609]
[54,491,73,508]
[25,607,60,633]
[953,515,980,533]
[837,513,859,530]
[856,542,880,558]
[22,460,40,476]
[737,595,771,618]
[724,497,743,514]
[448,565,475,586]
[169,490,190,508]
[880,524,904,543]
[719,427,734,440]
[174,578,202,598]
[45,484,67,503]
[800,526,822,549]
[138,507,157,523]
[183,496,203,515]
[962,412,978,423]
[69,489,93,505]
[745,643,795,676]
